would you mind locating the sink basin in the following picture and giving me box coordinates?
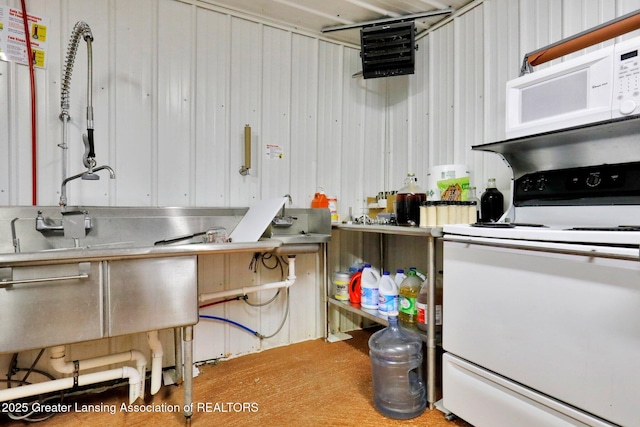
[263,208,331,245]
[0,206,330,265]
[271,233,330,244]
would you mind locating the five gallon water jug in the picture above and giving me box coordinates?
[377,271,398,316]
[360,264,381,309]
[368,312,426,419]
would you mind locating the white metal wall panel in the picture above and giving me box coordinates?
[229,17,262,207]
[429,24,456,166]
[156,0,193,207]
[341,48,366,211]
[113,0,155,206]
[316,42,344,205]
[405,35,430,193]
[289,34,319,208]
[386,76,411,189]
[194,10,231,206]
[480,0,519,200]
[453,7,484,188]
[260,26,292,201]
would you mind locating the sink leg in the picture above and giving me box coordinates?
[174,328,183,385]
[183,325,193,423]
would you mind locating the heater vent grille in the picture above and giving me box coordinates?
[360,22,416,79]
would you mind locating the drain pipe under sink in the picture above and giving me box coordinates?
[49,345,147,400]
[0,367,142,404]
[147,331,163,395]
[199,255,297,303]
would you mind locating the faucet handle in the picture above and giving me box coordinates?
[82,133,96,169]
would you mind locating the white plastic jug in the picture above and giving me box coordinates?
[360,264,381,309]
[394,269,407,287]
[378,271,398,316]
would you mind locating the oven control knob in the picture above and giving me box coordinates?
[586,173,602,188]
[521,177,533,192]
[536,176,547,191]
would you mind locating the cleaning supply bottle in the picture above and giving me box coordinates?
[349,268,363,305]
[369,311,426,419]
[360,264,381,310]
[398,270,422,324]
[416,272,444,333]
[311,187,329,208]
[377,271,398,317]
[394,269,407,287]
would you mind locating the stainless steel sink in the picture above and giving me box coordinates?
[262,207,331,246]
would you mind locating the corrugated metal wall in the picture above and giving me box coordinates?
[1,0,640,363]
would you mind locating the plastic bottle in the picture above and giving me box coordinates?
[467,186,480,224]
[360,264,381,309]
[416,273,443,333]
[333,271,351,301]
[368,312,426,419]
[311,187,329,208]
[396,174,427,226]
[398,270,422,324]
[377,271,398,317]
[349,268,363,305]
[480,178,504,222]
[394,269,407,287]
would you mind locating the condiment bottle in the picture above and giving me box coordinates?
[480,178,504,222]
[396,174,427,226]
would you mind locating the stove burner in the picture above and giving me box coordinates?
[568,226,640,231]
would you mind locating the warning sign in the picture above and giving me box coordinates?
[0,6,50,68]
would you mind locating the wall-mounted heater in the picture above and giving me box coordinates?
[360,21,416,79]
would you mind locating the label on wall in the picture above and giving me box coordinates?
[0,6,50,68]
[265,144,284,160]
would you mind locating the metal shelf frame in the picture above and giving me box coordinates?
[326,223,442,409]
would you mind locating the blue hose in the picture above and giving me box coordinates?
[199,315,259,336]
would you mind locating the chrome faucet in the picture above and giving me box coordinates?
[273,194,296,227]
[59,165,115,210]
[58,22,115,212]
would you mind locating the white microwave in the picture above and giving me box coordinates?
[506,36,640,139]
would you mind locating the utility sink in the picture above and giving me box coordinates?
[0,206,330,264]
[262,208,331,245]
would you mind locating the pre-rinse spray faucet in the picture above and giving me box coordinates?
[58,21,115,211]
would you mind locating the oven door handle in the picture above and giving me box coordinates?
[444,235,640,261]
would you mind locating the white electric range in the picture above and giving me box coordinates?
[441,161,640,427]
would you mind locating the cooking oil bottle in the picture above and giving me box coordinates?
[398,269,422,324]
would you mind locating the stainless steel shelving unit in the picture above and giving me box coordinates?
[326,223,443,409]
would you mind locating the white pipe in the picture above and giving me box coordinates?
[50,345,147,400]
[0,367,141,404]
[199,279,294,302]
[147,331,164,395]
[199,256,297,303]
[50,346,147,374]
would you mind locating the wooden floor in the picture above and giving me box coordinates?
[1,330,472,426]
